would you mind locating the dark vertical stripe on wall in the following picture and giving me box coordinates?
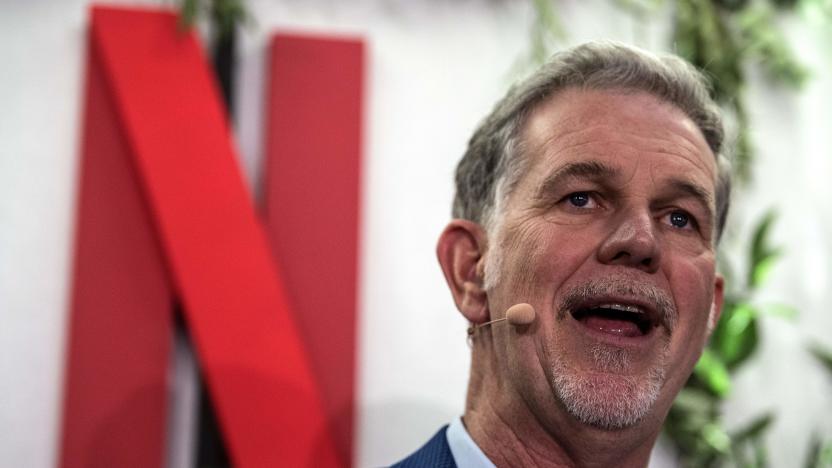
[195,13,238,468]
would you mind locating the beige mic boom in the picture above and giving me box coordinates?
[467,303,536,336]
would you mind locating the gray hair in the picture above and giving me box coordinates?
[452,41,731,243]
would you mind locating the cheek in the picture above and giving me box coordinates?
[500,220,601,299]
[665,255,717,353]
[664,231,714,258]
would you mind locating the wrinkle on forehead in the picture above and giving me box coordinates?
[520,89,717,184]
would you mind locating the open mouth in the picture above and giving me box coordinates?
[571,302,658,338]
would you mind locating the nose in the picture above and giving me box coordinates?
[597,209,661,273]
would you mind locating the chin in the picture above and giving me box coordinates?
[549,356,667,431]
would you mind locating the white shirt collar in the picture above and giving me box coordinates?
[446,417,496,468]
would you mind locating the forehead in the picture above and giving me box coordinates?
[519,88,718,187]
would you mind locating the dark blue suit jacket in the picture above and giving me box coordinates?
[391,425,457,468]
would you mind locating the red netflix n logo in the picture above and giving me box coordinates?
[61,7,362,467]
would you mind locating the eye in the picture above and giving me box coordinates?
[565,192,597,209]
[668,211,692,229]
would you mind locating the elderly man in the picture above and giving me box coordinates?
[393,41,731,467]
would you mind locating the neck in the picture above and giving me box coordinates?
[463,343,660,468]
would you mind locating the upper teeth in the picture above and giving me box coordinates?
[595,303,644,314]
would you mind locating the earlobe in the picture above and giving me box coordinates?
[707,275,725,335]
[436,220,490,324]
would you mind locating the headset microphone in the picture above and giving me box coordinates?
[467,303,536,336]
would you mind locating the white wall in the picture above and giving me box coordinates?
[1,2,87,467]
[1,1,830,467]
[719,12,832,463]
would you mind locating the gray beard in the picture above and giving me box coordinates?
[549,340,669,430]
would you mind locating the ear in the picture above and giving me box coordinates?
[706,274,725,336]
[436,219,490,324]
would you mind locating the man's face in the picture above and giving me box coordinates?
[484,88,723,431]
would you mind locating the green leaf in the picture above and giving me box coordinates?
[703,422,732,453]
[749,210,781,288]
[178,0,199,30]
[673,387,718,415]
[803,432,832,468]
[737,4,809,88]
[821,442,832,467]
[771,0,799,9]
[809,343,832,375]
[612,0,664,18]
[801,0,832,24]
[757,302,799,320]
[710,303,759,369]
[674,0,744,102]
[715,0,750,12]
[694,348,732,397]
[731,412,774,443]
[531,0,566,61]
[753,435,770,468]
[533,0,565,36]
[211,0,251,38]
[752,253,781,288]
[175,0,251,38]
[750,210,776,265]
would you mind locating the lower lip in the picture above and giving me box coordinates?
[572,315,657,347]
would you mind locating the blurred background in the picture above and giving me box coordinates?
[1,0,831,466]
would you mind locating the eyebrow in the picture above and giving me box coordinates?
[664,178,715,220]
[537,160,617,198]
